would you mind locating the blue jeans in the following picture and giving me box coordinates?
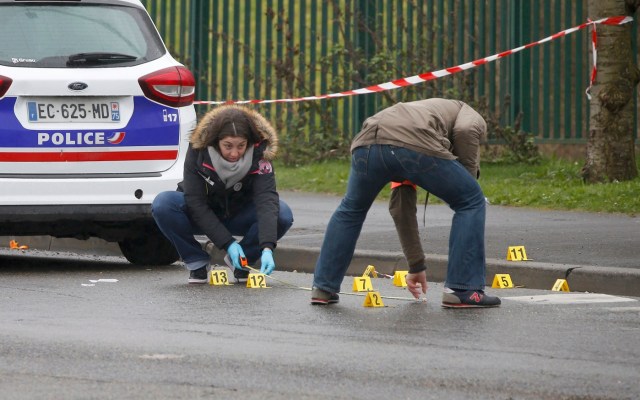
[152,191,293,270]
[313,144,486,293]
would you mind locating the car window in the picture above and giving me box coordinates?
[0,3,166,68]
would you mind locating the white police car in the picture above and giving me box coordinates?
[0,0,197,265]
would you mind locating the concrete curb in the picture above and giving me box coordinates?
[2,236,638,297]
[274,245,640,297]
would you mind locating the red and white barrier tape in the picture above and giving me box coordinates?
[193,15,633,105]
[586,18,599,99]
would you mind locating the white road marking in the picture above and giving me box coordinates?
[139,354,185,360]
[600,306,640,313]
[503,293,637,305]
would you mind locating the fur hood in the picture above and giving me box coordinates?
[190,105,278,160]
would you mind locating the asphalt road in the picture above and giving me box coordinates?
[1,250,639,400]
[3,191,639,296]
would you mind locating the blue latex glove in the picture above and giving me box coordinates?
[226,242,246,270]
[260,249,275,275]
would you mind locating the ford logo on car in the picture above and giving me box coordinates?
[68,82,88,91]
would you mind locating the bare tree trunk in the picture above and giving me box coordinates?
[582,0,640,183]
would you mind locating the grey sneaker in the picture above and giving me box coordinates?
[188,265,209,284]
[203,239,225,258]
[224,254,250,283]
[310,287,340,305]
[442,289,501,308]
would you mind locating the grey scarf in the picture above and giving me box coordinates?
[207,145,254,189]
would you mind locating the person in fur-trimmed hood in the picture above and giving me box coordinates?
[152,105,293,284]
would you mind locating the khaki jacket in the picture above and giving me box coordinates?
[351,98,486,178]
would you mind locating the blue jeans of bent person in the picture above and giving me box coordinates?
[313,144,486,293]
[151,191,294,270]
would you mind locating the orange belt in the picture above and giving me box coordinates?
[390,180,416,190]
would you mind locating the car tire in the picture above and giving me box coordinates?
[118,224,179,265]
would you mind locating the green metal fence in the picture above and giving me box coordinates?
[141,0,638,145]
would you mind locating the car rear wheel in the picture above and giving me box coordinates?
[118,224,179,265]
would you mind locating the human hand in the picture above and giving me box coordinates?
[406,271,428,299]
[226,242,246,270]
[260,249,275,275]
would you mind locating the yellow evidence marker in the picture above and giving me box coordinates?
[353,276,373,292]
[246,273,268,288]
[363,291,385,307]
[506,245,531,261]
[392,271,408,287]
[551,279,570,292]
[362,265,378,278]
[491,273,514,288]
[209,269,232,286]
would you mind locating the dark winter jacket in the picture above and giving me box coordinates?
[178,105,280,251]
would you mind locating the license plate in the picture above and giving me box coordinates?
[27,100,121,123]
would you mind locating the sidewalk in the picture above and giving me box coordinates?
[2,190,639,297]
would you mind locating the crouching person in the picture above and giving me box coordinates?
[152,105,293,284]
